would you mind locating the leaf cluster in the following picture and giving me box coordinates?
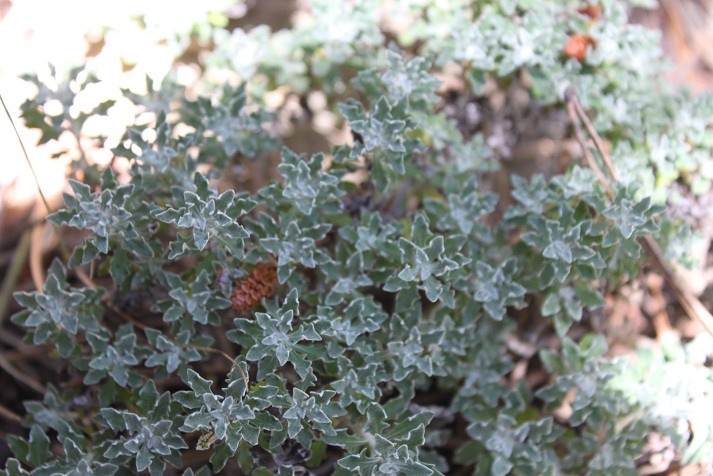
[6,1,712,475]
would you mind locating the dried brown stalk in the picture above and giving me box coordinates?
[565,86,713,336]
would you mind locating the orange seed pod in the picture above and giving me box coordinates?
[230,265,277,312]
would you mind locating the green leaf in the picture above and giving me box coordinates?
[186,369,213,396]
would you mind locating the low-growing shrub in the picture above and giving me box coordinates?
[4,1,713,475]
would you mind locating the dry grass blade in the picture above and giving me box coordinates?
[0,92,84,294]
[104,299,250,391]
[0,94,51,215]
[29,223,45,293]
[565,86,713,336]
[0,230,30,326]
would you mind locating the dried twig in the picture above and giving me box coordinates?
[0,352,45,394]
[104,297,250,391]
[192,346,250,392]
[565,86,713,336]
[569,93,620,182]
[638,236,713,335]
[565,96,611,194]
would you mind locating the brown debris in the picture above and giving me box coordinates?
[577,5,602,20]
[564,34,595,62]
[230,265,278,312]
